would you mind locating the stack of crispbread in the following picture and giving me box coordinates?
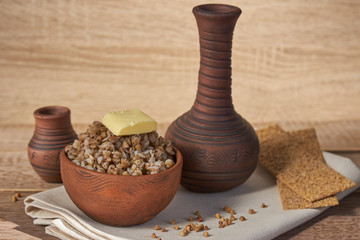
[256,125,356,210]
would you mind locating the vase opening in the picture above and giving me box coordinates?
[195,4,241,16]
[35,106,69,118]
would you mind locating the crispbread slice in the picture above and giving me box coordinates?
[288,128,323,158]
[259,129,323,175]
[277,180,339,210]
[257,126,356,202]
[277,156,356,202]
[258,130,292,176]
[256,125,284,144]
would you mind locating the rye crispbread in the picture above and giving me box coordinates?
[277,180,339,210]
[256,125,356,208]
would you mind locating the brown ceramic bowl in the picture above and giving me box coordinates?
[60,148,183,226]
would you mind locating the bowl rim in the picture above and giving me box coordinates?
[60,147,183,179]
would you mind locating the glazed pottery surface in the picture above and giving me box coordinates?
[165,4,259,193]
[28,106,77,183]
[60,148,183,226]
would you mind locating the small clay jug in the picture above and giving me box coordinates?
[28,106,77,183]
[165,4,259,192]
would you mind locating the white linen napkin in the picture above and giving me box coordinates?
[25,152,360,240]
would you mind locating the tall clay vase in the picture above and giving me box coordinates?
[28,106,77,183]
[165,4,259,192]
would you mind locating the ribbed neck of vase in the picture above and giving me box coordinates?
[192,4,241,120]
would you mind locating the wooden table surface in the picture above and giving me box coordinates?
[0,0,359,239]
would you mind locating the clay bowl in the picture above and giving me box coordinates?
[60,148,183,226]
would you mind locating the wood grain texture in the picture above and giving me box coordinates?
[0,151,62,190]
[0,0,359,129]
[0,0,359,238]
[0,192,57,240]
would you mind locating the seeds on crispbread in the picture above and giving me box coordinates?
[277,158,355,202]
[277,180,339,209]
[256,125,284,144]
[256,125,356,205]
[258,128,328,176]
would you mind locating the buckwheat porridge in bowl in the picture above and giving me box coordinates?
[65,121,176,176]
[60,109,183,226]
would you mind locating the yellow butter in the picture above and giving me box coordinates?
[102,109,157,136]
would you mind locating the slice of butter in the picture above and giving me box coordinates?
[102,109,157,136]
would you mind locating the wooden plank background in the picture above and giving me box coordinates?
[0,1,360,239]
[0,0,359,152]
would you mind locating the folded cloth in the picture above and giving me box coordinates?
[25,152,360,240]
